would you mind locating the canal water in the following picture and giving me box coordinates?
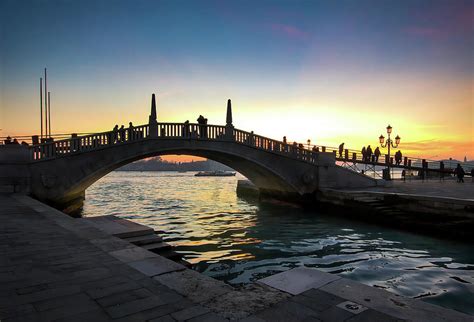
[81,171,474,315]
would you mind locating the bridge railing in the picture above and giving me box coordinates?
[27,122,473,176]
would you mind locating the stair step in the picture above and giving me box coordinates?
[141,242,172,252]
[152,248,182,260]
[123,234,163,245]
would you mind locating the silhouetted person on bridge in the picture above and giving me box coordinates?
[339,143,344,158]
[401,169,406,181]
[197,115,207,139]
[4,136,12,145]
[395,150,402,165]
[361,146,366,162]
[283,136,287,144]
[374,147,381,162]
[128,122,134,140]
[366,145,373,162]
[119,125,125,142]
[112,125,119,143]
[183,120,190,137]
[454,164,465,183]
[12,138,19,145]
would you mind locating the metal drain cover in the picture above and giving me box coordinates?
[336,301,368,314]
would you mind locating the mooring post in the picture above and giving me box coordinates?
[148,93,158,138]
[225,99,234,141]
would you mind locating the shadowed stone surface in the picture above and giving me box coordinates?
[258,267,341,295]
[1,194,472,322]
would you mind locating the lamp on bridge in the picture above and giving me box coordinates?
[379,124,401,180]
[307,139,311,150]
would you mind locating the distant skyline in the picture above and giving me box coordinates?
[1,0,472,160]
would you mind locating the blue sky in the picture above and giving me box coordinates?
[1,0,473,158]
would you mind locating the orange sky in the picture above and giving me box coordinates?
[1,1,473,161]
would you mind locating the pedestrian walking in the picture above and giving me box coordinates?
[366,145,373,162]
[339,142,344,158]
[454,163,465,183]
[361,146,366,162]
[374,147,381,162]
[112,125,119,143]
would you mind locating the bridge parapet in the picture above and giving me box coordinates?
[28,122,334,166]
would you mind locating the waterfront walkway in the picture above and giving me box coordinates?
[1,194,472,321]
[341,179,474,201]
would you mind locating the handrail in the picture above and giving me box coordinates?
[24,122,473,176]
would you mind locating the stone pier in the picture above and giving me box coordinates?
[1,194,472,321]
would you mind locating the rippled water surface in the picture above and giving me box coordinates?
[82,171,474,314]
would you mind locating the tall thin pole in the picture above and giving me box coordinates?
[40,78,43,139]
[48,92,51,137]
[44,68,48,138]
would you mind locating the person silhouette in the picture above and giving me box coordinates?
[454,164,465,183]
[119,125,125,142]
[339,143,344,158]
[395,150,402,165]
[366,145,373,162]
[197,115,205,138]
[128,122,134,140]
[112,125,119,143]
[374,147,381,162]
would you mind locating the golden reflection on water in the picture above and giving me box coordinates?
[82,171,474,315]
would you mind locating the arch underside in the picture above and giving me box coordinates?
[61,142,302,201]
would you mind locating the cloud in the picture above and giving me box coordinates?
[269,23,309,40]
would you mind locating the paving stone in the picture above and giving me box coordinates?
[97,288,153,307]
[103,296,169,319]
[0,303,35,320]
[153,269,232,303]
[317,306,354,321]
[346,308,405,322]
[258,267,341,295]
[109,247,157,263]
[149,315,176,322]
[336,300,368,315]
[256,300,320,322]
[237,316,266,322]
[86,280,142,299]
[54,308,112,322]
[171,305,210,320]
[187,312,229,322]
[290,289,345,312]
[128,257,185,277]
[15,285,82,304]
[112,300,193,322]
[320,278,472,322]
[33,292,92,312]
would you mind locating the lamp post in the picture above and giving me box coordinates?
[379,125,401,180]
[307,139,311,150]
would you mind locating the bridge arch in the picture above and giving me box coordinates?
[29,137,321,212]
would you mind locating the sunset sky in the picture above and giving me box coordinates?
[1,0,472,161]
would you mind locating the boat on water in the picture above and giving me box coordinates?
[194,171,236,177]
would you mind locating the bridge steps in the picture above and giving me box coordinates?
[81,215,191,267]
[123,233,163,245]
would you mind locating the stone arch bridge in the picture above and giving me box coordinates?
[0,95,378,212]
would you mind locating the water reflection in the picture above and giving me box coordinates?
[82,171,474,315]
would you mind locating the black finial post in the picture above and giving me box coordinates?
[226,99,232,126]
[225,98,234,140]
[148,93,158,137]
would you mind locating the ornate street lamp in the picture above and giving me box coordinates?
[307,139,311,150]
[379,124,401,180]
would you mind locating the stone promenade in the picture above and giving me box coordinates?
[1,194,472,321]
